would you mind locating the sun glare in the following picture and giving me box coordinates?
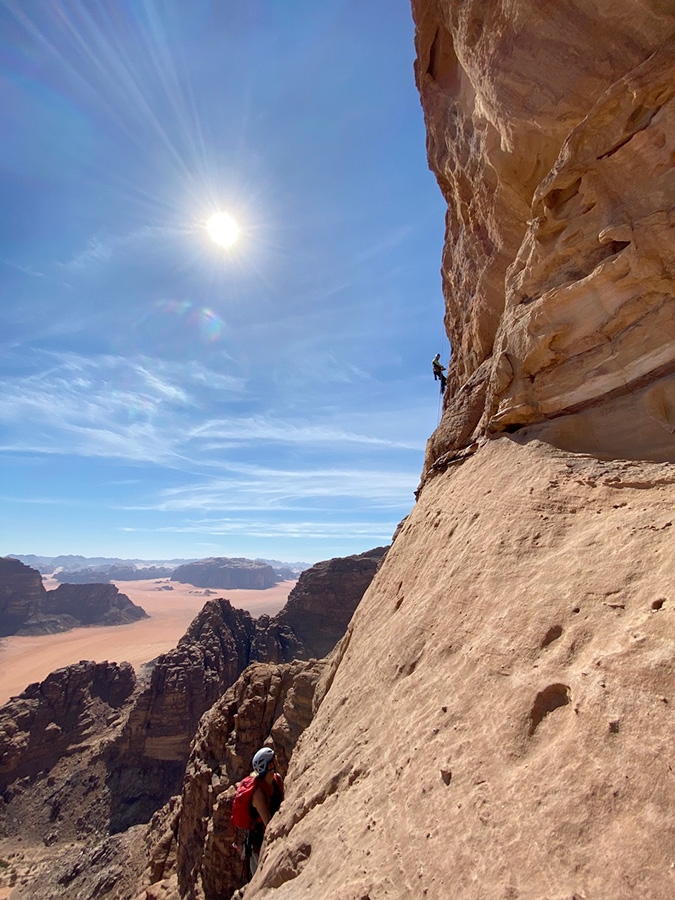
[206,211,239,248]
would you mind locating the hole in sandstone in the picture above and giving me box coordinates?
[440,768,452,786]
[528,683,571,736]
[427,23,460,92]
[541,625,563,648]
[652,598,665,610]
[572,607,580,614]
[543,177,581,211]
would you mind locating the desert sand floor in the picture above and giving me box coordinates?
[0,578,295,705]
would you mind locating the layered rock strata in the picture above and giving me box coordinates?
[413,1,675,475]
[0,557,147,636]
[171,558,277,590]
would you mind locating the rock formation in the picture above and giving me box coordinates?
[0,548,380,898]
[237,4,675,898]
[137,659,326,900]
[0,557,147,636]
[413,1,675,475]
[274,547,388,659]
[105,549,386,830]
[40,583,148,629]
[171,558,277,590]
[0,660,136,795]
[0,557,45,637]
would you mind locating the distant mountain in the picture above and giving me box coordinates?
[11,554,310,577]
[13,555,198,575]
[254,558,311,575]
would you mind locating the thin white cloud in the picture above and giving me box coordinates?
[189,417,420,450]
[58,224,192,272]
[120,518,397,540]
[61,236,113,271]
[123,463,417,512]
[3,259,45,278]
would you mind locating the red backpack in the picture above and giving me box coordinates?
[231,775,258,830]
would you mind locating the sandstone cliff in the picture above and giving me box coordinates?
[0,557,147,636]
[245,440,675,900]
[238,4,675,898]
[413,1,675,475]
[0,557,45,637]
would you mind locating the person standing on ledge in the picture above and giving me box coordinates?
[432,353,447,392]
[249,747,284,876]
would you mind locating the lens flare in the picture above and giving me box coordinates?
[206,211,239,247]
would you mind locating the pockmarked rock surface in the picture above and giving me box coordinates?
[246,438,675,899]
[413,0,675,474]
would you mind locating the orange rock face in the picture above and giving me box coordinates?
[412,1,675,472]
[247,440,675,900]
[242,5,675,899]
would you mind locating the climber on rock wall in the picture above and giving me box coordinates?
[432,353,447,392]
[247,747,284,877]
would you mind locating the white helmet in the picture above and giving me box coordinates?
[252,747,275,775]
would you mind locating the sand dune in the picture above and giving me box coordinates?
[0,578,295,705]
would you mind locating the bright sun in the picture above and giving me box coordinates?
[206,211,239,248]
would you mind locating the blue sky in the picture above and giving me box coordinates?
[0,0,446,564]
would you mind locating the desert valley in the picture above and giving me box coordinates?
[2,1,675,899]
[0,577,294,706]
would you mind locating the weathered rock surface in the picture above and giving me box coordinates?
[275,547,388,659]
[413,0,675,475]
[137,659,326,900]
[171,558,277,590]
[245,438,675,899]
[0,660,136,791]
[0,556,44,636]
[0,557,147,636]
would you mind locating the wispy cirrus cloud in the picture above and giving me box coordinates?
[189,416,420,450]
[0,350,247,463]
[121,517,397,541]
[3,259,46,278]
[121,462,417,512]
